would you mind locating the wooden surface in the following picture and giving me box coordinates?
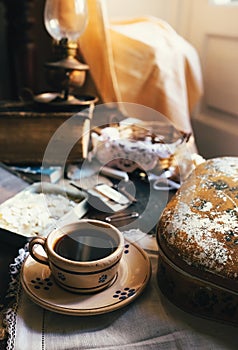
[2,0,37,99]
[0,108,91,164]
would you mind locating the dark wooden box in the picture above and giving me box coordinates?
[0,103,91,164]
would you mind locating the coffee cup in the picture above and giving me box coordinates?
[29,219,124,293]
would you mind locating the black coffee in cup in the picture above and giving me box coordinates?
[54,229,117,262]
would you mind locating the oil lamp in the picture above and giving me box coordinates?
[35,0,96,108]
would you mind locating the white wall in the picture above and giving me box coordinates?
[106,0,163,18]
[106,0,180,30]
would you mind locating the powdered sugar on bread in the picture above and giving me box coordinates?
[158,157,238,280]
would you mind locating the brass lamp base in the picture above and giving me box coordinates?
[45,57,89,72]
[34,92,98,111]
[36,39,94,111]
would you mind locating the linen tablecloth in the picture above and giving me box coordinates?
[4,230,238,350]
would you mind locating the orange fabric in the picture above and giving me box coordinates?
[79,1,203,134]
[79,0,121,102]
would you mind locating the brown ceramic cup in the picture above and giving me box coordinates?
[29,219,124,293]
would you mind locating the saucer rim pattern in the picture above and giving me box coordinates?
[20,239,151,316]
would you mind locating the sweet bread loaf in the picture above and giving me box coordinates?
[157,157,238,291]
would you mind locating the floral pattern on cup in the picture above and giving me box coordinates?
[57,272,66,281]
[99,274,108,283]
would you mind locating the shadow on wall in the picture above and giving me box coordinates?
[192,114,238,159]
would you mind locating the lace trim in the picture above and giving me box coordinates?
[4,244,29,350]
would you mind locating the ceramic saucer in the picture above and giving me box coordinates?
[20,239,151,316]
